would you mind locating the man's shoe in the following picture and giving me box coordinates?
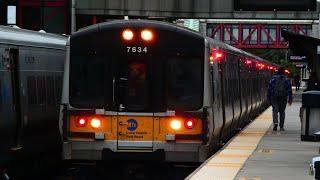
[273,125,277,131]
[280,127,285,131]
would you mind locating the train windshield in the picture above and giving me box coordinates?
[69,55,111,108]
[117,59,150,111]
[166,57,203,110]
[69,54,203,111]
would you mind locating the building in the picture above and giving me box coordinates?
[0,0,70,34]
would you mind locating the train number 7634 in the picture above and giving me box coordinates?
[126,46,148,53]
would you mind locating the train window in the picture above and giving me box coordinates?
[121,61,149,111]
[37,76,46,105]
[69,55,108,108]
[27,76,37,105]
[55,76,62,104]
[166,57,203,111]
[46,76,55,105]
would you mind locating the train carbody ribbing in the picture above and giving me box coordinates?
[0,26,66,171]
[60,20,277,163]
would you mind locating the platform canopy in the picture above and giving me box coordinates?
[282,30,320,79]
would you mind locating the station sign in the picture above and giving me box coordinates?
[292,62,307,68]
[289,55,307,62]
[234,0,316,11]
[295,64,306,68]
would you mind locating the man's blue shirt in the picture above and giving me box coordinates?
[267,74,292,102]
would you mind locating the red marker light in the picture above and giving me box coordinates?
[285,69,290,74]
[77,117,87,127]
[210,48,225,63]
[184,119,196,129]
[256,63,265,70]
[245,60,252,65]
[215,52,224,59]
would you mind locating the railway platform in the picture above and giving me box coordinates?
[187,90,319,180]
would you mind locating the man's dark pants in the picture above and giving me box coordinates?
[271,96,287,128]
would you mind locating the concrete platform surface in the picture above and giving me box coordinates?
[235,102,318,180]
[187,94,319,180]
[187,108,274,180]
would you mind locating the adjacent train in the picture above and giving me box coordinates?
[60,20,278,163]
[0,26,66,176]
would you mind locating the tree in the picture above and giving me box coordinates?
[246,49,298,77]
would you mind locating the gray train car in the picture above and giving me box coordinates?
[0,26,66,177]
[60,20,278,165]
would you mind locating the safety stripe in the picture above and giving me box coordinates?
[187,107,272,180]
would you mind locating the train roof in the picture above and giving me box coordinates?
[72,20,277,66]
[70,19,203,43]
[205,36,278,66]
[0,25,67,49]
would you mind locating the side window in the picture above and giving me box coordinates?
[37,76,46,105]
[27,76,37,105]
[46,76,55,105]
[210,69,215,103]
[55,76,62,104]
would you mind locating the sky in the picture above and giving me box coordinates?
[7,6,16,24]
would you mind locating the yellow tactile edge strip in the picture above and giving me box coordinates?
[186,107,272,180]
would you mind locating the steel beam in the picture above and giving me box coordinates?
[75,0,319,20]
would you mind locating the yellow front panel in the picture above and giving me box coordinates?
[69,115,203,142]
[69,115,117,140]
[155,117,203,141]
[117,116,154,141]
[69,115,110,132]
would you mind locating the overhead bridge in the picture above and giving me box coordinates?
[74,0,319,19]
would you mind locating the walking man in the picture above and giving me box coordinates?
[294,74,301,91]
[268,67,293,131]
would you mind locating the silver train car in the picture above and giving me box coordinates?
[0,26,66,176]
[60,20,277,163]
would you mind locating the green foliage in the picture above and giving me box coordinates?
[280,59,298,78]
[245,49,299,77]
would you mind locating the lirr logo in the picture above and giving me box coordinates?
[127,119,138,131]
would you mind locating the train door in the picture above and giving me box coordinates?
[224,55,234,135]
[0,48,14,163]
[231,56,241,131]
[239,58,249,127]
[1,49,22,152]
[116,56,154,150]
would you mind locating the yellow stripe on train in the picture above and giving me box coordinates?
[69,115,203,142]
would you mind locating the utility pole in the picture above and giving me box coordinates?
[71,0,76,33]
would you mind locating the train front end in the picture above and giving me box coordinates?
[60,20,208,162]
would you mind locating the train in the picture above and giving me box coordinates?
[0,26,66,177]
[59,20,278,163]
